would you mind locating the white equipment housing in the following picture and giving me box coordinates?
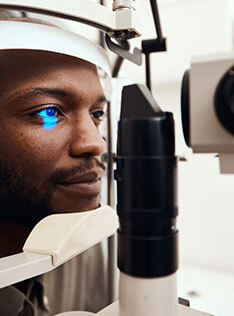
[188,51,234,173]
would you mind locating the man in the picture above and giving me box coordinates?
[0,16,110,315]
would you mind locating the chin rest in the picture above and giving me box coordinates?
[23,205,118,266]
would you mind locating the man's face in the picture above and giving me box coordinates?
[0,50,106,228]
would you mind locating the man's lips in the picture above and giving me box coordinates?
[58,171,101,184]
[56,170,103,195]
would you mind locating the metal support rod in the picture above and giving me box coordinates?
[99,0,105,48]
[145,53,151,91]
[99,31,105,49]
[112,56,124,78]
[107,100,117,304]
[107,101,114,228]
[150,0,163,39]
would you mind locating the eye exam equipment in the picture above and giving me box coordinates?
[181,51,234,173]
[0,0,233,315]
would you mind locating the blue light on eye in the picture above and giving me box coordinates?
[39,108,58,130]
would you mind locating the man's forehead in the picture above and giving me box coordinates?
[0,50,102,97]
[0,50,98,88]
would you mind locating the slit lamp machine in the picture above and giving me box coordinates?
[0,1,233,315]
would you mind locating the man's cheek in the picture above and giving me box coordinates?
[0,144,56,189]
[0,124,66,181]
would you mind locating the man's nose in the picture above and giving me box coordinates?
[69,113,106,157]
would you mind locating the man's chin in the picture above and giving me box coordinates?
[51,189,101,213]
[56,178,102,196]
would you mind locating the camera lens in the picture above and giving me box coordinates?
[181,70,190,147]
[229,91,234,114]
[215,66,234,134]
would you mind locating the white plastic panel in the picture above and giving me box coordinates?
[0,252,53,289]
[24,205,118,266]
[0,0,115,31]
[0,206,118,288]
[0,20,111,77]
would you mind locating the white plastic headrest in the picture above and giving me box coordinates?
[23,205,118,266]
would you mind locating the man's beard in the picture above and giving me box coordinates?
[0,161,53,229]
[0,157,105,229]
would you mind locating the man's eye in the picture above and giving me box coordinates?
[29,106,62,130]
[91,110,105,122]
[39,107,58,118]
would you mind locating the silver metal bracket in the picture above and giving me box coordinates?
[105,34,142,66]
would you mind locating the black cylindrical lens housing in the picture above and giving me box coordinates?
[115,85,178,278]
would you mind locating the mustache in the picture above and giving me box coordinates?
[51,157,106,184]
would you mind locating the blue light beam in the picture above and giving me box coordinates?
[39,108,58,130]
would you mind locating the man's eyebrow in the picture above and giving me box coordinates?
[7,88,107,105]
[95,95,107,104]
[7,87,74,103]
